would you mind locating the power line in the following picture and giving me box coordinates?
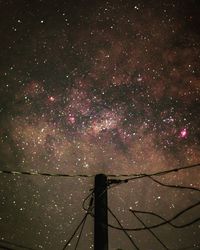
[0,244,13,250]
[0,239,35,250]
[107,206,139,250]
[62,213,88,250]
[83,184,199,249]
[131,211,169,249]
[62,196,93,250]
[118,163,200,181]
[74,214,88,250]
[129,208,199,229]
[0,170,94,178]
[106,200,200,231]
[0,163,199,179]
[82,174,200,234]
[82,186,139,248]
[1,163,199,250]
[108,175,200,193]
[146,175,200,192]
[82,183,124,215]
[76,195,93,250]
[129,201,200,230]
[82,190,94,212]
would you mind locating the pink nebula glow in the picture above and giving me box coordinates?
[179,128,188,138]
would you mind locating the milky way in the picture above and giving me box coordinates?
[0,0,200,249]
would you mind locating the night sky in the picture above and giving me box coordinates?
[0,0,200,249]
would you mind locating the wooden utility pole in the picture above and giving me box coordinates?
[94,174,108,250]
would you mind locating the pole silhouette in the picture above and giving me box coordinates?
[94,174,108,250]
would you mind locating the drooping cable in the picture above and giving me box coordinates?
[146,175,200,192]
[107,206,139,250]
[106,200,200,231]
[0,239,35,250]
[62,196,93,250]
[0,169,94,178]
[74,214,88,250]
[82,189,94,212]
[122,163,200,181]
[0,244,12,250]
[129,205,200,229]
[75,214,88,250]
[0,162,199,179]
[75,196,93,250]
[132,211,169,249]
[62,213,88,250]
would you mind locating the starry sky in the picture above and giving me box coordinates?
[0,0,200,249]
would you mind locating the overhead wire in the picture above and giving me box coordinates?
[131,210,169,249]
[82,183,140,248]
[107,175,200,194]
[74,197,93,250]
[85,182,127,219]
[0,240,36,250]
[128,210,199,229]
[0,162,199,250]
[62,196,93,250]
[107,206,139,250]
[62,213,88,250]
[0,244,13,250]
[0,170,94,178]
[82,180,124,214]
[0,162,199,179]
[74,214,88,250]
[122,163,200,181]
[81,170,200,237]
[82,189,94,212]
[146,175,200,192]
[107,200,200,231]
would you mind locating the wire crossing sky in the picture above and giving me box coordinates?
[0,162,199,178]
[0,0,200,249]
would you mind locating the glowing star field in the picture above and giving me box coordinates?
[0,0,200,249]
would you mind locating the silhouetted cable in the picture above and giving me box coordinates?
[107,207,139,250]
[62,197,93,250]
[115,163,200,182]
[0,163,199,179]
[83,188,140,249]
[0,170,94,178]
[82,190,94,212]
[0,240,36,250]
[132,211,169,249]
[62,213,88,250]
[108,175,200,193]
[84,181,200,233]
[83,183,123,215]
[129,207,200,229]
[0,244,12,250]
[147,175,200,192]
[106,200,200,231]
[75,195,94,250]
[74,214,88,250]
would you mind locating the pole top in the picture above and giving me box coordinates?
[95,173,107,181]
[95,173,107,177]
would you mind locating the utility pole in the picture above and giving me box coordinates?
[94,174,108,250]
